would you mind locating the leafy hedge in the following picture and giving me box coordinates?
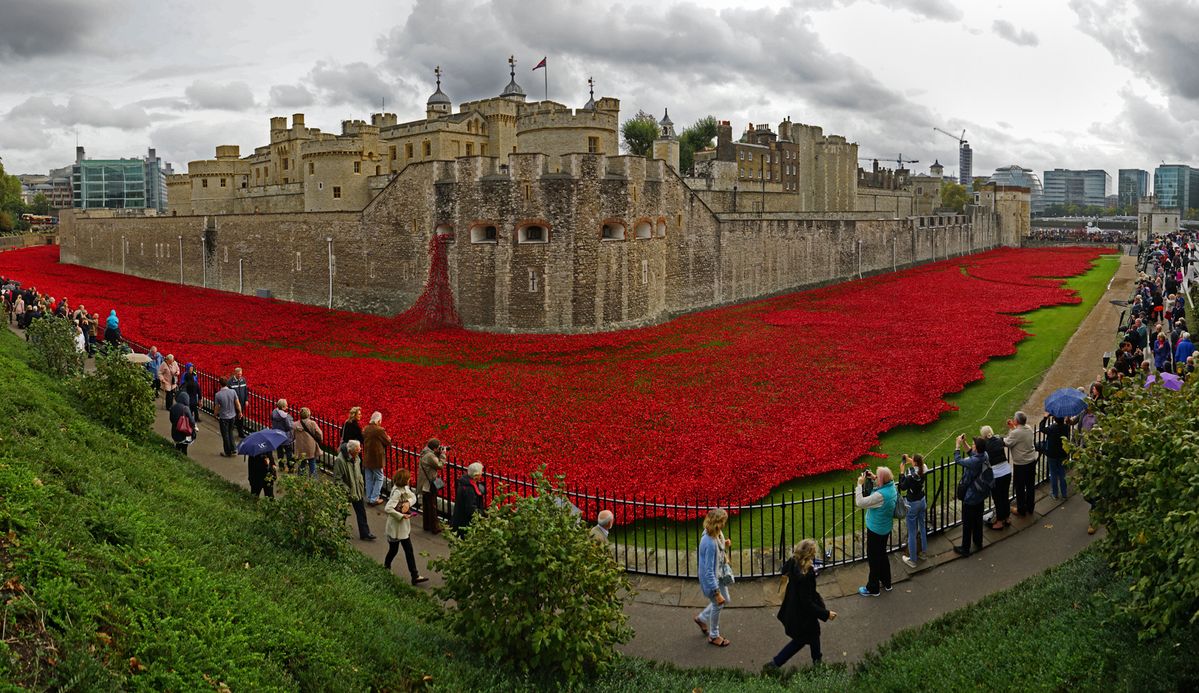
[1074,374,1199,636]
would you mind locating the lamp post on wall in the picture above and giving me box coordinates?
[121,235,126,273]
[326,237,334,308]
[856,238,863,279]
[238,258,244,294]
[177,235,183,284]
[891,233,896,273]
[199,236,206,287]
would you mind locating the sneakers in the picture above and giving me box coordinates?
[883,585,893,592]
[412,575,429,585]
[857,586,879,597]
[902,556,917,568]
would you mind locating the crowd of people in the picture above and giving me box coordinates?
[1027,227,1137,244]
[2,279,124,355]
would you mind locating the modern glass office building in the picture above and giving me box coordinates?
[1152,165,1199,212]
[1041,168,1110,208]
[1117,168,1149,209]
[71,147,172,211]
[989,165,1043,212]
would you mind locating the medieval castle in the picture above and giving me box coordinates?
[60,60,1030,333]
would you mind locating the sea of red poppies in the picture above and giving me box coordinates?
[0,244,1110,504]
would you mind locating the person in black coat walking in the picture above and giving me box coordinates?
[168,391,196,456]
[450,463,487,537]
[247,451,277,498]
[764,539,836,673]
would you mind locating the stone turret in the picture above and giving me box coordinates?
[426,66,451,120]
[653,108,680,173]
[500,55,526,101]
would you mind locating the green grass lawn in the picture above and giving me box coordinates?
[3,310,1197,691]
[616,253,1121,552]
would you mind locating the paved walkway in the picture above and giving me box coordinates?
[4,252,1134,672]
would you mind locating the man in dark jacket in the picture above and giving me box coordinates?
[227,367,249,438]
[450,463,487,537]
[1040,415,1071,499]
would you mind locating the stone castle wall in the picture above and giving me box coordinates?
[60,154,1010,333]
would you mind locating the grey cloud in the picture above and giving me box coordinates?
[0,0,112,61]
[7,95,151,129]
[185,80,257,111]
[876,0,962,21]
[1073,0,1199,101]
[308,61,399,110]
[128,62,245,82]
[269,84,315,109]
[992,19,1039,47]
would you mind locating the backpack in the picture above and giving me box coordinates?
[174,414,194,437]
[892,490,909,519]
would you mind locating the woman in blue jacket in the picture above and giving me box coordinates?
[694,508,732,647]
[953,435,992,557]
[1153,333,1173,373]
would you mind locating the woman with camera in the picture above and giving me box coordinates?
[953,435,992,557]
[854,466,897,596]
[898,454,928,568]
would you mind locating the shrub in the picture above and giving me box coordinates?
[431,470,633,682]
[73,348,154,438]
[1073,375,1199,636]
[25,317,82,377]
[262,474,350,558]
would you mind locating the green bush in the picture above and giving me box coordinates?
[25,317,82,377]
[73,348,154,438]
[263,474,350,558]
[1074,376,1199,636]
[431,471,633,682]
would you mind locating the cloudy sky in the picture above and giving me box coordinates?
[1,0,1197,189]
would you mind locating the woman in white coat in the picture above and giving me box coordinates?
[383,468,429,585]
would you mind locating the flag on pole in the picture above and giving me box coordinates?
[532,57,547,71]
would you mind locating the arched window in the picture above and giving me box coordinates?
[434,224,454,238]
[517,224,548,244]
[601,222,626,241]
[470,224,498,244]
[634,221,652,240]
[655,220,667,238]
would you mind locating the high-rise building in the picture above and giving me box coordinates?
[1152,164,1199,212]
[989,165,1043,212]
[71,146,173,211]
[1041,168,1110,208]
[1117,168,1149,208]
[959,142,972,186]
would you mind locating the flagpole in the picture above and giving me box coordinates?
[544,61,549,102]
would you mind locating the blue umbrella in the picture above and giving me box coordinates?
[1044,388,1087,418]
[237,429,290,456]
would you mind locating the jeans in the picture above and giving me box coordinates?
[1047,457,1067,498]
[905,497,927,560]
[236,414,248,437]
[384,537,419,580]
[219,418,237,455]
[350,499,372,538]
[865,529,891,593]
[364,467,385,503]
[1013,463,1036,515]
[697,585,730,638]
[303,458,318,478]
[773,634,822,666]
[961,502,984,553]
[165,389,176,410]
[991,474,1012,523]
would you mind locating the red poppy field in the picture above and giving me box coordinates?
[0,244,1110,504]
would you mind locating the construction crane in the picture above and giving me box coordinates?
[932,127,972,185]
[858,154,919,169]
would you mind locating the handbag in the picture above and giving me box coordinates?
[955,475,970,501]
[893,492,909,519]
[718,560,735,587]
[433,477,446,491]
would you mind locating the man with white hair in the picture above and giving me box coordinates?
[854,466,897,597]
[333,440,376,541]
[590,510,615,544]
[362,411,392,506]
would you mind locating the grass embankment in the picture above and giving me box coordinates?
[0,324,1196,691]
[621,253,1121,549]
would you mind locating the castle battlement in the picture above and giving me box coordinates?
[301,138,367,158]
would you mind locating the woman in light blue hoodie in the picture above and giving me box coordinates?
[694,508,732,647]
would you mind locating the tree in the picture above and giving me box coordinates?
[620,110,659,157]
[679,115,718,175]
[74,348,155,438]
[30,193,51,215]
[0,211,13,234]
[940,180,971,212]
[431,470,632,681]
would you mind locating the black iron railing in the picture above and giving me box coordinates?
[123,335,1054,579]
